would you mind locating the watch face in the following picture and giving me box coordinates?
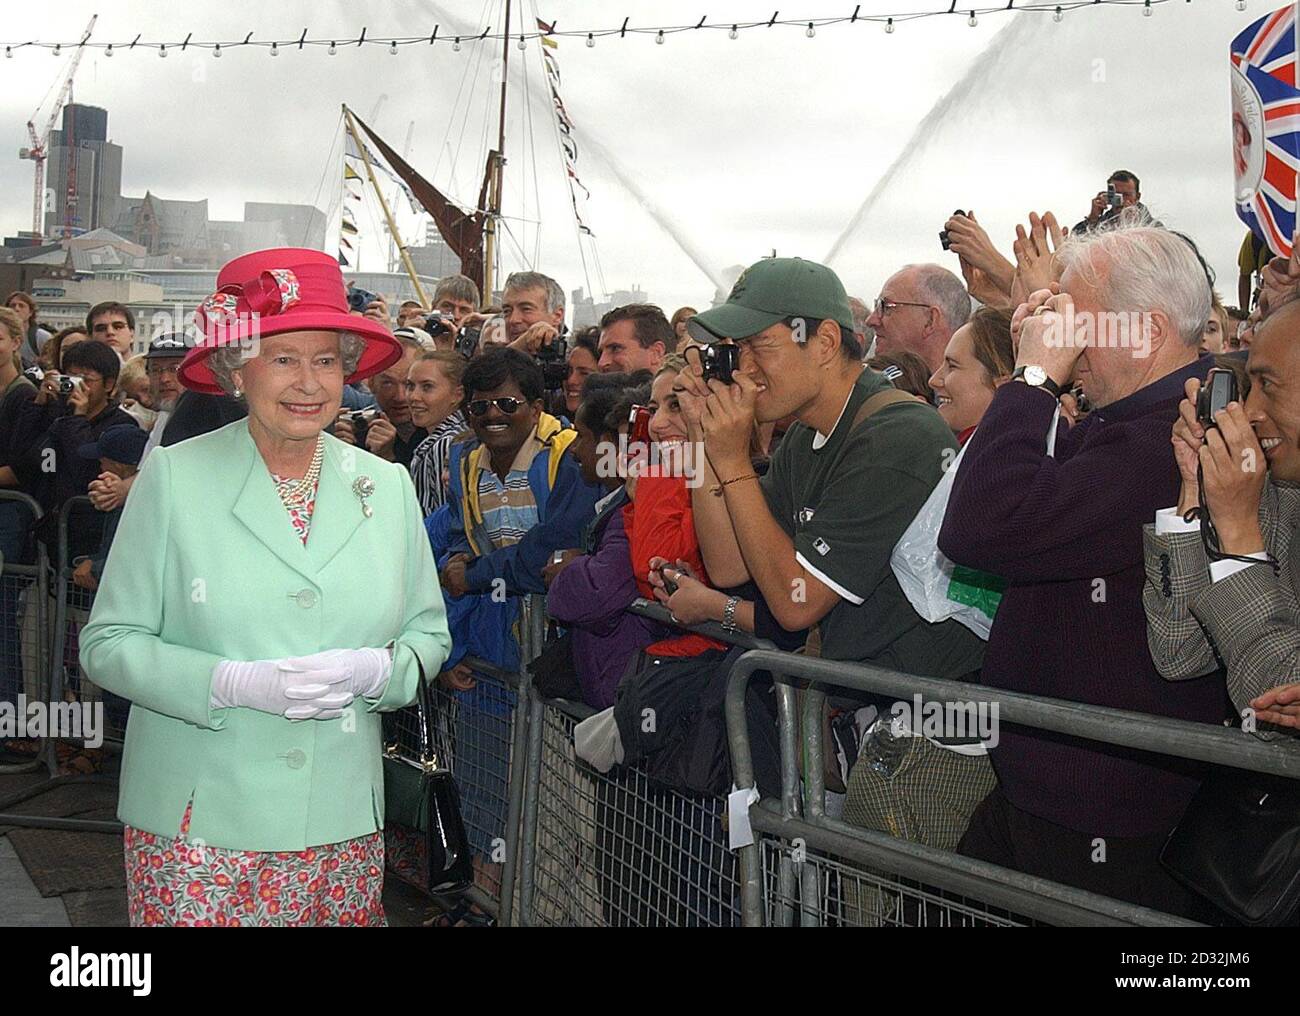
[1024,365,1048,386]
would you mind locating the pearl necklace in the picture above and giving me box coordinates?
[273,435,324,510]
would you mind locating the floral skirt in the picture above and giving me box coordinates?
[123,803,386,927]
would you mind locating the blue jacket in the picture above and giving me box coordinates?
[445,413,603,596]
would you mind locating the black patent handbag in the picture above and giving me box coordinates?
[1161,770,1300,926]
[382,661,473,897]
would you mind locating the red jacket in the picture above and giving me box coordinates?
[624,473,726,657]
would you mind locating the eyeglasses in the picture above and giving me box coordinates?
[146,363,179,377]
[873,297,933,316]
[467,397,525,417]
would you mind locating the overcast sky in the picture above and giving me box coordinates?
[0,0,1262,315]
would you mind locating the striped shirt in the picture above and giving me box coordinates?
[409,410,469,516]
[476,430,543,550]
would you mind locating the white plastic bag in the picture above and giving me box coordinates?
[890,406,1061,640]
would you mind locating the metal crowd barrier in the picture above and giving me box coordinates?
[0,491,50,777]
[724,649,1300,927]
[0,495,121,833]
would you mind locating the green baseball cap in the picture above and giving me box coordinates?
[688,257,856,343]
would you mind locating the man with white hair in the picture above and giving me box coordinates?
[938,225,1224,918]
[865,264,971,374]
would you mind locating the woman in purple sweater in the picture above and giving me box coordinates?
[545,377,666,709]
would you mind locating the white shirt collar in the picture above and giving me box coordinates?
[812,386,856,450]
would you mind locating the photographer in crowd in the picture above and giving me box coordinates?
[1143,297,1300,735]
[939,224,1223,916]
[334,332,426,469]
[678,257,988,850]
[503,270,566,356]
[1073,169,1152,234]
[431,274,482,327]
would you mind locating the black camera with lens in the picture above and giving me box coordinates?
[347,287,379,314]
[1197,367,1239,429]
[339,407,380,446]
[939,209,968,252]
[423,312,455,341]
[700,342,740,385]
[536,329,569,390]
[454,324,482,359]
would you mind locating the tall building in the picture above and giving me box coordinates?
[45,103,124,236]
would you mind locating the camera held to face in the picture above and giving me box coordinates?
[1196,367,1239,430]
[700,342,740,385]
[339,407,380,446]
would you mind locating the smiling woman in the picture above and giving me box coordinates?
[79,247,452,928]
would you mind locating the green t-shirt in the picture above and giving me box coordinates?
[761,370,984,679]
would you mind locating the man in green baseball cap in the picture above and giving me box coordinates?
[667,256,989,856]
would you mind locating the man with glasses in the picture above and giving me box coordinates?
[439,348,602,602]
[865,264,971,376]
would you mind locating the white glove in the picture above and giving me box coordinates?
[210,658,355,720]
[277,647,393,701]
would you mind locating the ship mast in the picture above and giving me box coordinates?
[481,0,512,306]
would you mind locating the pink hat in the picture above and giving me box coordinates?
[178,247,402,395]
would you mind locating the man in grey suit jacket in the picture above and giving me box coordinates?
[1143,301,1300,736]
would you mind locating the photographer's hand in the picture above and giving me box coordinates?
[1011,287,1081,389]
[1088,192,1108,225]
[332,414,357,446]
[945,212,1014,295]
[508,322,558,356]
[363,296,392,332]
[1199,402,1266,555]
[365,413,398,461]
[35,371,60,406]
[701,372,759,478]
[1172,378,1205,515]
[67,380,90,417]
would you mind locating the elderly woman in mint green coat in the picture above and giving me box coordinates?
[80,248,450,927]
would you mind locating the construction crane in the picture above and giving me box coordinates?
[18,14,97,240]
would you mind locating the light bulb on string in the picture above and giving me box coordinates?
[656,30,665,44]
[1143,1,1152,16]
[213,43,222,57]
[806,23,816,38]
[885,18,894,33]
[104,44,112,57]
[517,34,526,50]
[159,44,167,58]
[968,11,978,28]
[53,44,61,57]
[270,42,279,56]
[5,46,12,59]
[1236,0,1247,9]
[729,25,738,40]
[328,40,337,55]
[1054,7,1063,22]
[586,33,594,47]
[388,40,398,54]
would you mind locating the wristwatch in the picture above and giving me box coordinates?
[721,596,740,633]
[1011,365,1065,399]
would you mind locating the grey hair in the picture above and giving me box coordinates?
[905,264,971,332]
[504,271,564,314]
[433,273,481,309]
[1055,223,1210,348]
[206,331,367,394]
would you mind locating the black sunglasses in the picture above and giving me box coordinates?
[467,397,525,417]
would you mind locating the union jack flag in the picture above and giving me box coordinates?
[1231,5,1300,257]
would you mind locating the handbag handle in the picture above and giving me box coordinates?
[382,649,440,773]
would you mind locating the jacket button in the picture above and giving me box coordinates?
[294,589,317,609]
[284,748,306,769]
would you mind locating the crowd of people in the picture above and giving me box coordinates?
[0,168,1296,928]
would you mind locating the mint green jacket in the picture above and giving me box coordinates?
[79,419,451,852]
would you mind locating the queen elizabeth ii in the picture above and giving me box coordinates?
[80,248,450,927]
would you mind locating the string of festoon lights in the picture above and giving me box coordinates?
[0,0,1255,60]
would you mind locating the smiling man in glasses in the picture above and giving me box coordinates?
[439,348,603,601]
[865,264,971,376]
